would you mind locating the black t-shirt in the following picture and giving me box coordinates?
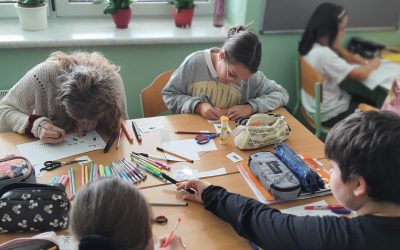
[202,185,400,250]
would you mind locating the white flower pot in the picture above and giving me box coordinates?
[15,3,48,31]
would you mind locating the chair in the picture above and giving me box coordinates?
[294,57,330,138]
[140,70,174,117]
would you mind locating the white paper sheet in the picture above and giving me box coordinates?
[17,131,105,166]
[162,138,218,161]
[281,200,337,216]
[172,167,227,181]
[361,60,400,90]
[134,120,165,133]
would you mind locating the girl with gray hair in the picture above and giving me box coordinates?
[0,51,128,144]
[70,177,186,250]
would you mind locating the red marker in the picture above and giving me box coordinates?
[162,217,182,248]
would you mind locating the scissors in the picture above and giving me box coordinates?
[195,133,218,145]
[40,160,86,171]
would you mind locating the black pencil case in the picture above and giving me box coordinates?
[0,183,70,233]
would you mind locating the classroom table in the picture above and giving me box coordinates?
[0,108,335,248]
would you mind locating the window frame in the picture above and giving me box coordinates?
[55,0,214,17]
[0,1,51,18]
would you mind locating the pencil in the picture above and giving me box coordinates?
[175,131,216,135]
[38,124,62,138]
[149,202,188,206]
[156,147,194,163]
[132,121,142,143]
[204,95,215,108]
[116,128,122,149]
[120,121,134,144]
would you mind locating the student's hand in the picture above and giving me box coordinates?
[75,120,98,137]
[368,58,381,70]
[194,103,222,120]
[353,54,369,65]
[38,122,66,144]
[226,104,253,120]
[157,235,186,250]
[176,179,211,203]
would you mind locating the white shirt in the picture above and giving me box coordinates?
[301,43,355,122]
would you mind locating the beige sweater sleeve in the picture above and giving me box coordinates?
[0,62,51,136]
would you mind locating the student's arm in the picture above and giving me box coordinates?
[333,43,368,65]
[241,72,289,114]
[347,58,380,80]
[0,63,51,136]
[162,59,203,115]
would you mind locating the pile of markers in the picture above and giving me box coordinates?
[81,158,147,185]
[130,152,172,181]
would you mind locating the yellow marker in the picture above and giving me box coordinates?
[84,165,89,184]
[219,115,229,144]
[99,164,105,177]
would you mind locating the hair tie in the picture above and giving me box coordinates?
[338,10,346,20]
[79,234,114,250]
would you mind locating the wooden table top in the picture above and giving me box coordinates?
[0,108,334,247]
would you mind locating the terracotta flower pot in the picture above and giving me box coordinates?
[112,8,132,29]
[172,7,194,28]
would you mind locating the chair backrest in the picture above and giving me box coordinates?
[299,57,323,102]
[140,70,174,117]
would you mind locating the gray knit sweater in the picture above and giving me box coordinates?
[0,60,128,137]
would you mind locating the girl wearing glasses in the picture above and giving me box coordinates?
[162,25,289,120]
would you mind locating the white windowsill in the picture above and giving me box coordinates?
[0,15,228,49]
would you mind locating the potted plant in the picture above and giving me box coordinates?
[15,0,48,31]
[94,0,133,29]
[169,0,195,28]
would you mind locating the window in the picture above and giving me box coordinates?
[55,0,213,17]
[0,0,50,17]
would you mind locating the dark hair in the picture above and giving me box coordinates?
[298,3,347,55]
[70,177,151,250]
[325,111,400,204]
[223,25,261,73]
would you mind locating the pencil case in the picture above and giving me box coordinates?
[0,182,70,233]
[0,231,59,249]
[0,156,36,191]
[248,152,301,200]
[274,142,325,193]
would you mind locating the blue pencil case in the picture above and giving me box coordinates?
[274,142,325,193]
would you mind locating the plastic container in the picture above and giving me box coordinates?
[219,115,229,144]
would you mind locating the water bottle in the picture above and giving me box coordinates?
[213,0,225,27]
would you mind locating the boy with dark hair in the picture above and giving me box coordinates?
[177,111,400,249]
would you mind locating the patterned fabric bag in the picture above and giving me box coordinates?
[231,114,290,150]
[0,156,36,190]
[0,183,70,233]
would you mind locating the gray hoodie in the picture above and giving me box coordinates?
[162,49,289,114]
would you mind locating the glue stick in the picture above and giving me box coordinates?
[219,115,229,144]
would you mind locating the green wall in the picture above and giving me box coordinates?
[1,0,400,119]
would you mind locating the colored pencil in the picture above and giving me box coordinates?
[156,147,194,163]
[120,121,134,144]
[175,131,216,135]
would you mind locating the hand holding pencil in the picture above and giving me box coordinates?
[158,234,185,250]
[38,122,66,144]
